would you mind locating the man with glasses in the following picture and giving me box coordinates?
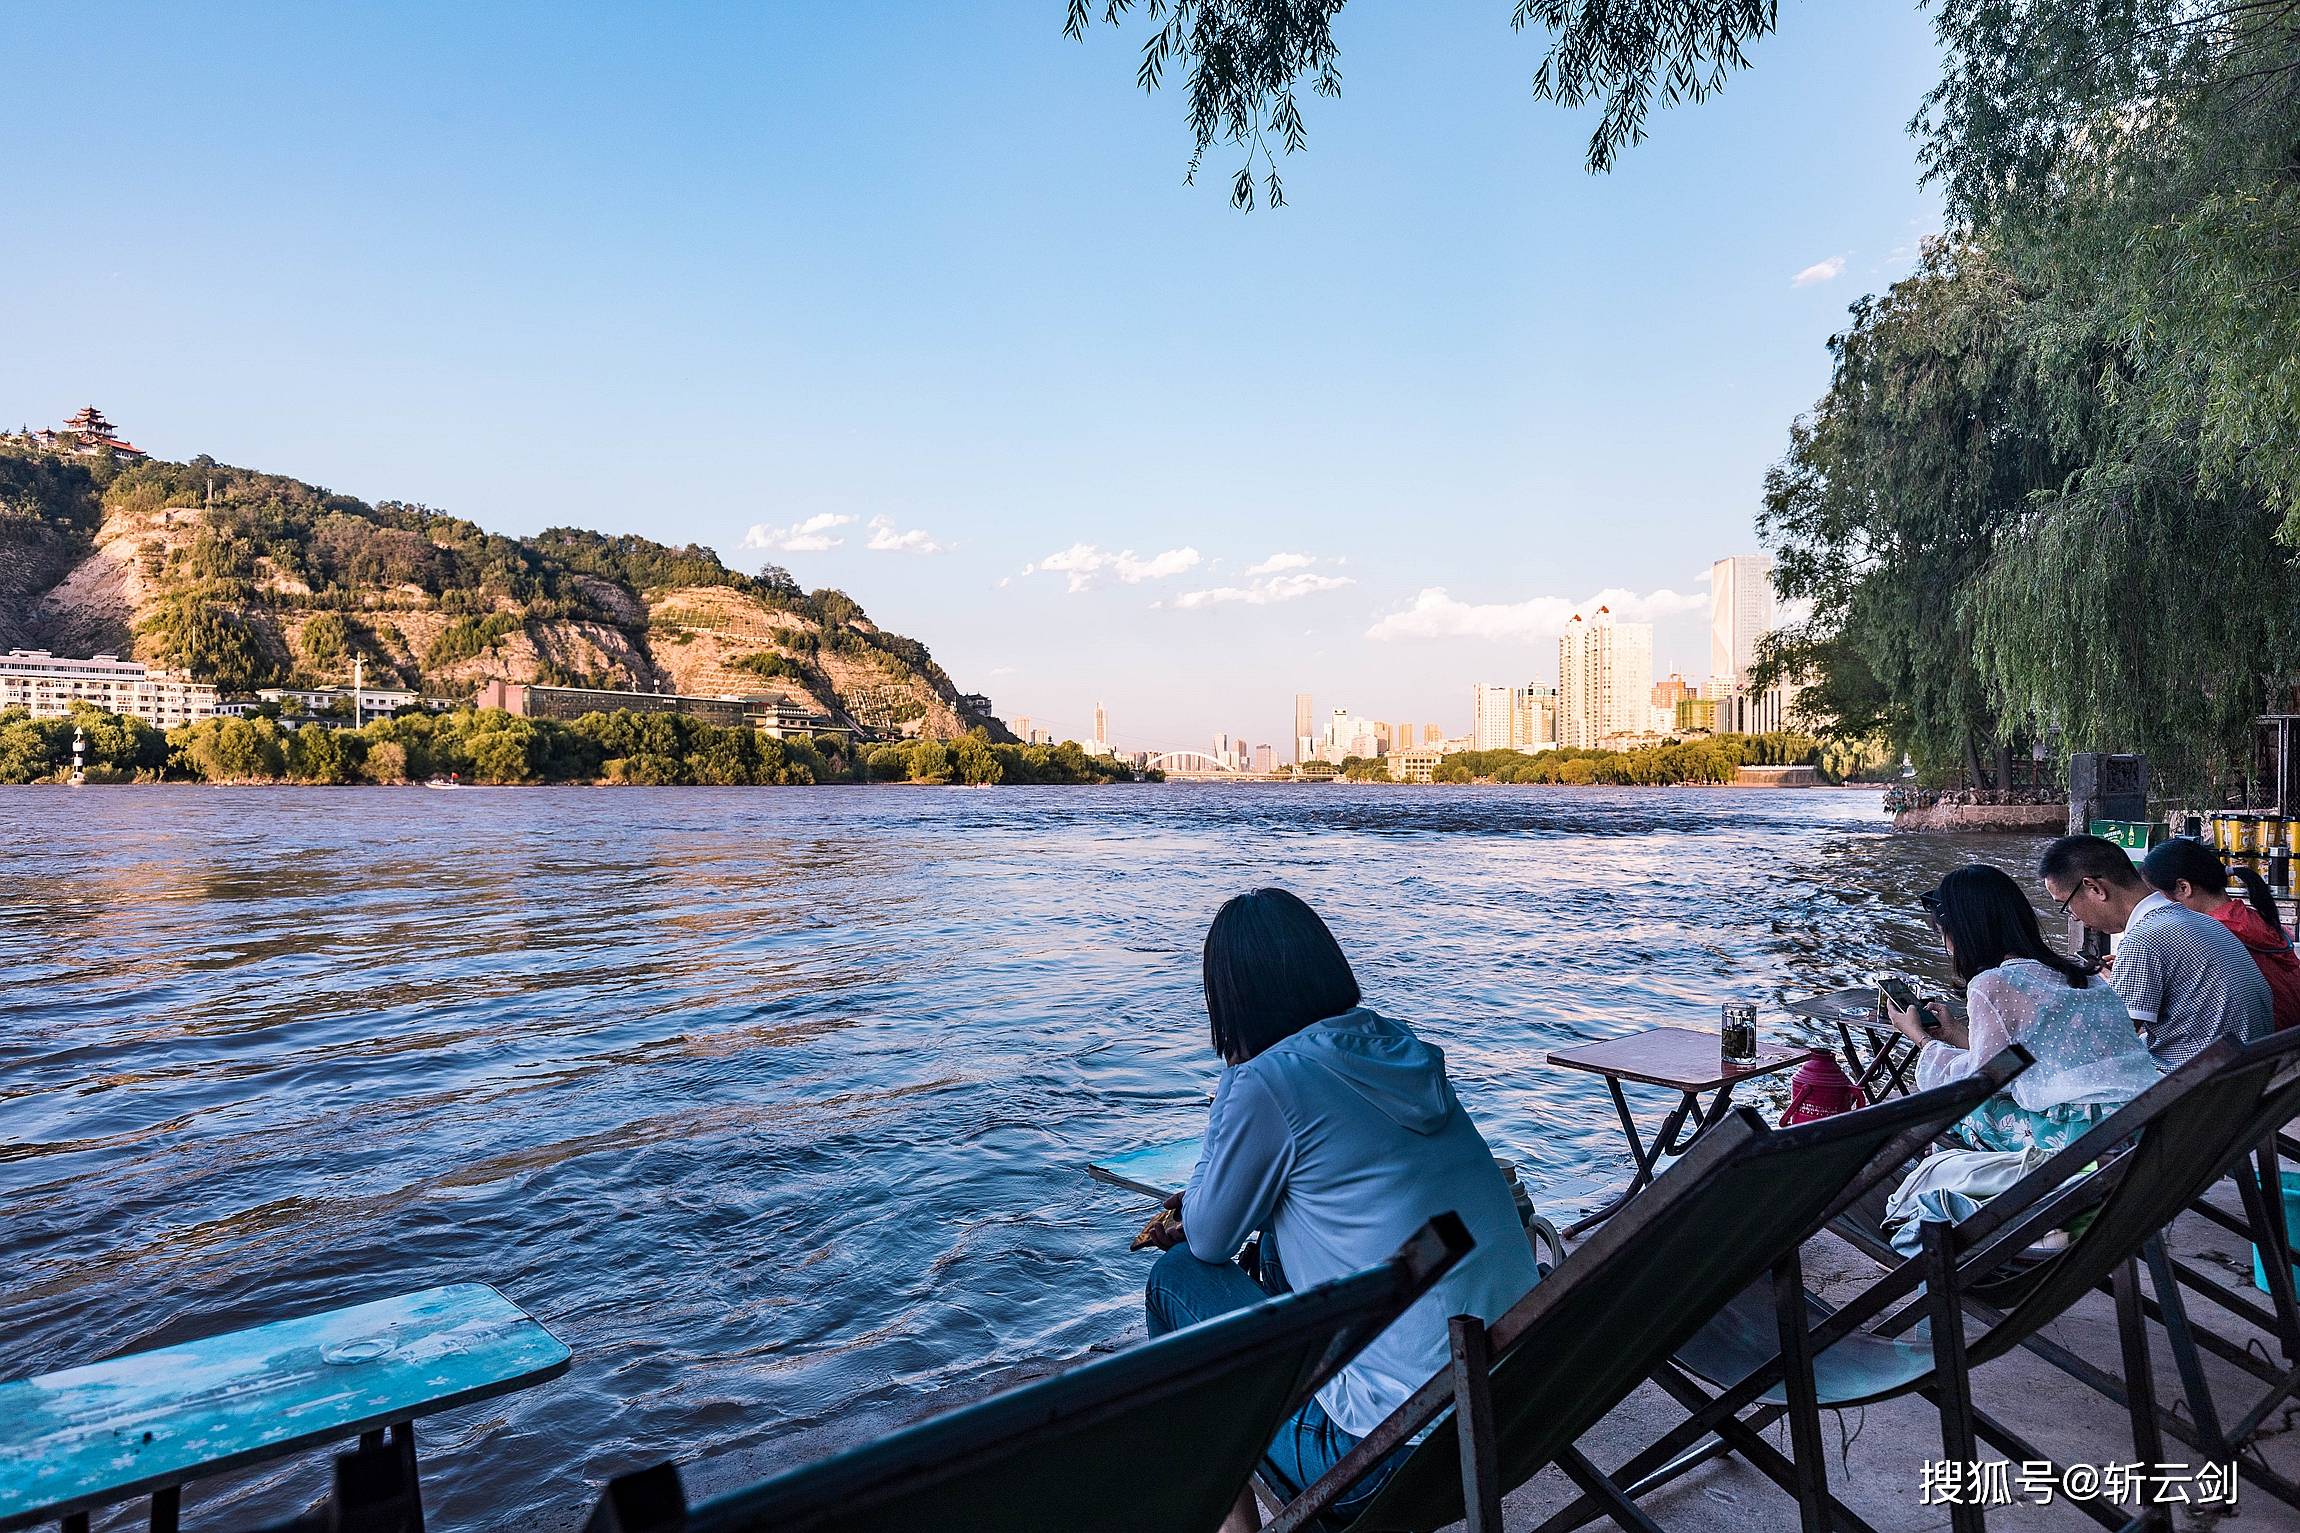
[2039,834,2271,1068]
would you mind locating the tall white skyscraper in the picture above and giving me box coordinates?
[1710,553,1807,733]
[1093,702,1108,746]
[1557,607,1656,748]
[1294,692,1314,764]
[1471,683,1515,751]
[1710,554,1775,695]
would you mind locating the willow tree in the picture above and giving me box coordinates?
[1063,0,1779,203]
[1921,0,2300,789]
[1756,242,2066,786]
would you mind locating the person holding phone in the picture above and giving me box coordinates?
[1884,865,2160,1152]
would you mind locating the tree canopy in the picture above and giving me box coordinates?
[1065,0,1778,204]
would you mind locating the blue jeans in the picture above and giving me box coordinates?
[1144,1241,1413,1525]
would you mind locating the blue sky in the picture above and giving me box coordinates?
[3,1,1941,750]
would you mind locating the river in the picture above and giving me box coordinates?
[0,783,2051,1528]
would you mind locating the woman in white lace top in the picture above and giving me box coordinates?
[1884,864,2161,1152]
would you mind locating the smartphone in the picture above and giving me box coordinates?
[1876,977,1939,1032]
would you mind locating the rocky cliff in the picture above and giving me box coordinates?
[0,441,1006,741]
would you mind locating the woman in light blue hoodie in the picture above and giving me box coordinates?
[1144,888,1540,1530]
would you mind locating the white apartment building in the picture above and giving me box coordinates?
[1709,555,1808,734]
[1471,683,1515,751]
[1710,554,1774,695]
[256,684,429,724]
[1,650,221,728]
[1556,609,1654,749]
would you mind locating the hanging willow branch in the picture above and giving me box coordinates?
[1063,0,1778,205]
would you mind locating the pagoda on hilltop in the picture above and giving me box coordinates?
[56,406,147,459]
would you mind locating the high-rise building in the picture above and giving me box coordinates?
[1252,743,1275,773]
[1294,693,1314,764]
[1471,683,1515,751]
[1557,606,1655,748]
[1710,554,1809,734]
[1393,721,1412,755]
[1422,724,1443,746]
[1710,555,1774,696]
[1093,702,1109,746]
[1013,714,1032,743]
[1515,684,1557,750]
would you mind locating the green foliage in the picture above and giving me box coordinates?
[1395,734,1820,786]
[171,716,289,781]
[137,593,277,691]
[1763,5,2300,794]
[1065,0,1777,205]
[299,611,351,670]
[0,706,168,782]
[423,611,524,670]
[1757,242,2055,780]
[953,732,1003,785]
[0,451,100,530]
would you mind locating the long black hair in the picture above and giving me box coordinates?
[1929,864,2093,989]
[1203,888,1363,1064]
[2142,837,2285,935]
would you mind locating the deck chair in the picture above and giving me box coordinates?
[578,1214,1474,1533]
[1553,1027,2300,1533]
[1255,1047,2030,1533]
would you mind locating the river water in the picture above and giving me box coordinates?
[0,784,2051,1528]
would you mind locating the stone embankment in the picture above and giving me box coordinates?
[1891,801,2069,833]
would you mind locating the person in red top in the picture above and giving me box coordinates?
[2141,838,2300,1031]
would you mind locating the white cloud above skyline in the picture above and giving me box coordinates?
[741,512,852,553]
[1792,255,1846,287]
[1170,570,1355,609]
[1364,585,1710,644]
[866,515,944,555]
[1020,542,1202,593]
[1245,551,1315,576]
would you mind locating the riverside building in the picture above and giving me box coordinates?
[0,650,220,728]
[473,679,839,738]
[1556,609,1654,749]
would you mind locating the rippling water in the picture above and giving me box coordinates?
[0,784,2053,1528]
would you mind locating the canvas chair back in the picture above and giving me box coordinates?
[1330,1055,2025,1533]
[1969,1028,2300,1369]
[584,1215,1474,1533]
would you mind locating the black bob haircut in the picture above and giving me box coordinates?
[1203,888,1362,1064]
[1928,864,2092,990]
[2040,834,2147,891]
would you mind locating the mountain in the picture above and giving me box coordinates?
[0,437,1010,742]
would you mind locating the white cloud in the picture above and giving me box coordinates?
[865,515,944,555]
[1365,585,1709,643]
[1173,571,1355,609]
[741,512,852,553]
[1021,543,1201,593]
[1792,256,1846,287]
[1245,551,1315,576]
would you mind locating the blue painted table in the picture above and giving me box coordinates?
[0,1282,570,1532]
[1086,1137,1203,1199]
